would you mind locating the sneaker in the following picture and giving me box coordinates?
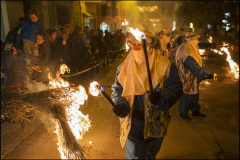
[180,113,191,120]
[192,111,206,117]
[32,65,43,72]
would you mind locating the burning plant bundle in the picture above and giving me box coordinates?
[1,86,41,131]
[22,86,90,159]
[1,64,91,159]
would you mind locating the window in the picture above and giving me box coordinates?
[85,16,89,27]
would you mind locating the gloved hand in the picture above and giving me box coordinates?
[112,104,126,116]
[206,74,213,79]
[148,91,162,105]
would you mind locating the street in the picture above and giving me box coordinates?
[3,52,239,159]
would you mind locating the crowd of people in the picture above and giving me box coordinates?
[1,9,127,87]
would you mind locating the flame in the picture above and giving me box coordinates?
[172,26,176,31]
[204,80,210,85]
[124,19,128,26]
[211,44,239,79]
[126,43,129,51]
[220,47,239,79]
[209,36,212,43]
[89,81,100,96]
[211,49,224,55]
[199,49,205,55]
[129,27,145,42]
[49,64,91,159]
[60,64,70,74]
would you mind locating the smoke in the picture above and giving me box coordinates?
[24,75,50,93]
[119,1,176,36]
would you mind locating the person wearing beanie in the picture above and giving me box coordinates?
[15,8,44,73]
[111,30,183,159]
[175,32,214,120]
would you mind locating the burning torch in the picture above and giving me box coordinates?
[141,34,154,95]
[90,82,116,109]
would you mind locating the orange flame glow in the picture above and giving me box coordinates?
[129,27,145,42]
[220,47,239,79]
[89,81,100,96]
[48,64,91,159]
[126,43,129,51]
[199,49,205,55]
[209,36,212,43]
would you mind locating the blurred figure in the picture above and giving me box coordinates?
[166,33,172,53]
[47,28,61,76]
[5,17,25,44]
[84,26,90,40]
[71,25,81,42]
[171,29,178,40]
[158,30,169,57]
[56,26,77,73]
[168,26,191,63]
[75,32,87,72]
[2,42,25,87]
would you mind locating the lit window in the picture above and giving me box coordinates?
[122,22,124,26]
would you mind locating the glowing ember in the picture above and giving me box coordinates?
[204,80,210,85]
[211,49,223,55]
[49,64,91,159]
[199,49,205,55]
[129,27,145,42]
[209,36,212,43]
[220,47,239,79]
[89,81,100,96]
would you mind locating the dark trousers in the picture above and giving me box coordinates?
[179,94,201,113]
[126,116,164,159]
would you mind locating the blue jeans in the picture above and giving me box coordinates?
[179,94,201,113]
[126,117,164,159]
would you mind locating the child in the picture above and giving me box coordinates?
[15,9,44,73]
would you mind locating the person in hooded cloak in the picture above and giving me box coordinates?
[111,30,183,159]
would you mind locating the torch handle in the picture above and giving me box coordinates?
[142,39,154,95]
[100,91,116,109]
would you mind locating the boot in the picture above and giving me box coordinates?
[180,113,191,120]
[192,111,206,117]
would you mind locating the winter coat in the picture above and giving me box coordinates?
[30,42,51,82]
[3,50,25,85]
[48,41,62,75]
[15,18,44,46]
[111,62,183,148]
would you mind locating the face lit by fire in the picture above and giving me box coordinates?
[133,43,142,51]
